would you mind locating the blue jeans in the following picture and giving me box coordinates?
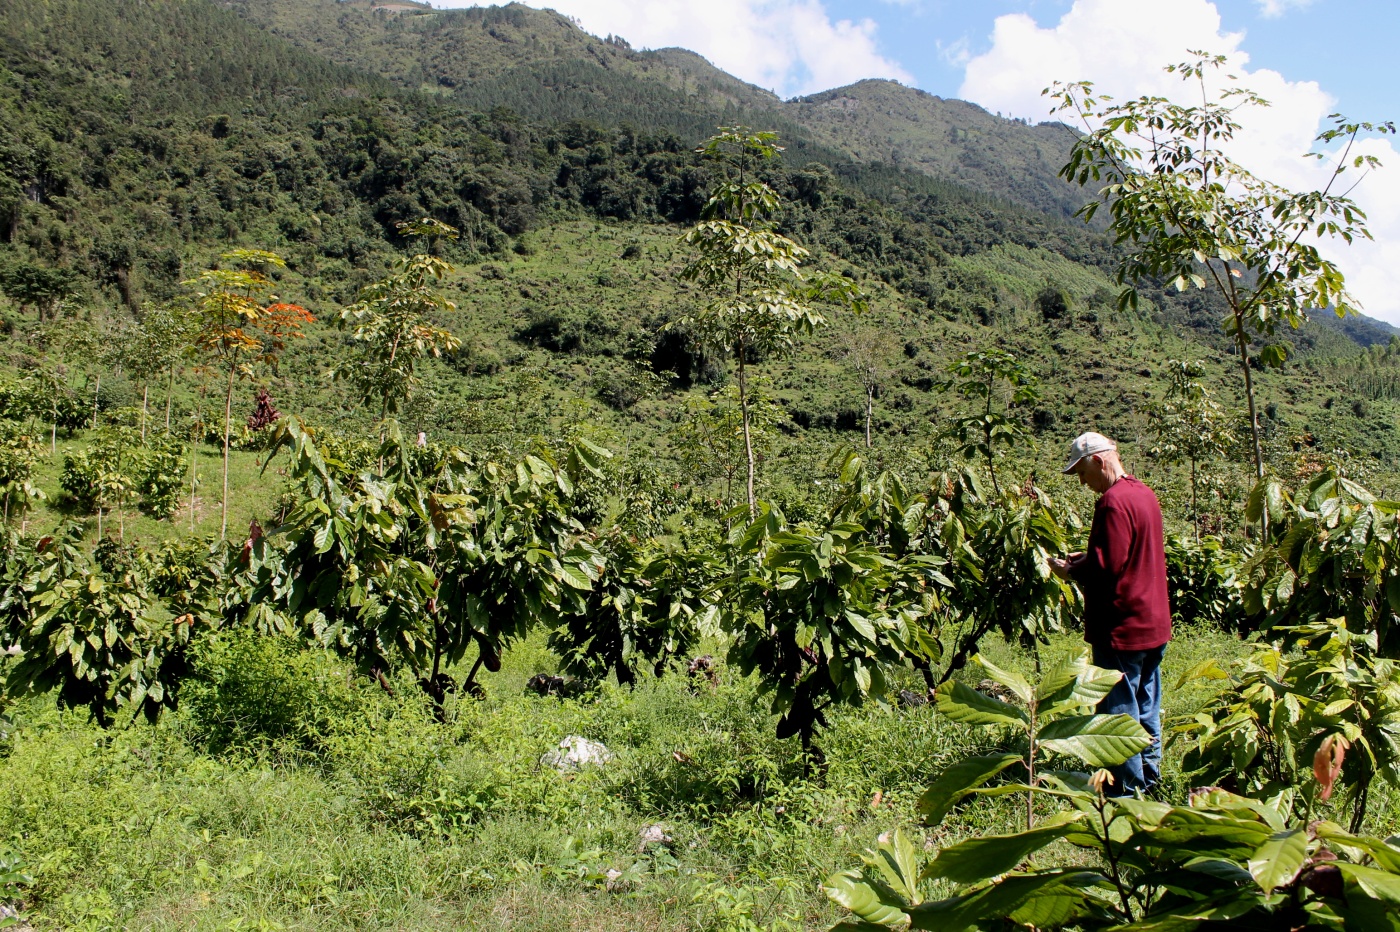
[1090,643,1164,795]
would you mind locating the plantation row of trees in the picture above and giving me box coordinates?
[3,48,1400,924]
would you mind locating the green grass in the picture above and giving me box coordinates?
[18,430,288,545]
[5,623,1391,931]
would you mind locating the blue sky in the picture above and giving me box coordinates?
[817,0,1393,125]
[431,0,1400,322]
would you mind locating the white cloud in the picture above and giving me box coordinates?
[959,0,1400,326]
[1256,0,1318,18]
[443,0,912,98]
[937,36,972,68]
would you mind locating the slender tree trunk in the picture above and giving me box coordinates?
[737,343,756,518]
[984,375,1001,496]
[91,373,100,430]
[189,444,198,534]
[140,384,148,443]
[165,365,174,431]
[221,363,235,540]
[1232,312,1265,480]
[1232,312,1267,534]
[865,384,873,449]
[1191,458,1199,542]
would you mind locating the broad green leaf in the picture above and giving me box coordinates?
[934,680,1028,728]
[907,871,1103,932]
[870,829,923,906]
[823,871,909,927]
[1247,828,1306,894]
[918,754,1022,825]
[974,654,1033,705]
[1035,648,1090,701]
[922,819,1081,885]
[1336,863,1400,904]
[1038,714,1152,767]
[1173,658,1231,690]
[1313,824,1400,872]
[1118,890,1268,930]
[1043,662,1123,714]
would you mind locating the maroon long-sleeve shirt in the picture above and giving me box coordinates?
[1068,476,1172,651]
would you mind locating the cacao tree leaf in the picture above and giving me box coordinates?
[974,654,1033,705]
[822,871,908,927]
[1039,714,1152,767]
[1247,827,1307,894]
[922,819,1081,885]
[935,679,1027,727]
[918,753,1023,825]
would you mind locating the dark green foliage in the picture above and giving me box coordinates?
[0,526,200,725]
[1244,470,1400,654]
[1164,535,1244,629]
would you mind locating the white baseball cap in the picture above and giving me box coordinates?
[1063,431,1116,474]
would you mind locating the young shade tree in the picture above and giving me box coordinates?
[185,249,313,539]
[1047,52,1394,485]
[940,348,1039,497]
[127,303,194,440]
[671,383,783,512]
[834,320,897,449]
[335,218,461,421]
[675,127,865,515]
[1151,359,1236,539]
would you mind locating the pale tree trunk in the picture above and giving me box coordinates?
[165,365,175,430]
[140,384,148,443]
[1232,310,1267,535]
[221,363,235,540]
[1191,458,1200,542]
[865,384,874,449]
[188,444,198,534]
[91,374,100,430]
[737,344,756,518]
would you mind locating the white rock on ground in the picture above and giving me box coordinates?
[636,823,673,852]
[541,735,613,771]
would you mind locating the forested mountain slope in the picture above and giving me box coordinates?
[2,0,1398,507]
[217,0,1086,217]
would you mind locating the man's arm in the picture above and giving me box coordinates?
[1072,503,1131,582]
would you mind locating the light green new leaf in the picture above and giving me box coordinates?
[1248,828,1307,894]
[922,819,1082,885]
[935,680,1028,727]
[1039,714,1152,767]
[823,871,909,927]
[1035,648,1090,701]
[974,654,1033,705]
[918,753,1022,825]
[870,828,923,906]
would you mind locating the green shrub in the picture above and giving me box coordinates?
[181,630,365,755]
[1164,534,1244,629]
[137,434,186,518]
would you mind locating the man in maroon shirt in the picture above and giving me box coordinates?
[1049,432,1171,795]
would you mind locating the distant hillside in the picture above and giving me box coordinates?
[790,81,1086,218]
[4,0,1399,490]
[217,0,1089,217]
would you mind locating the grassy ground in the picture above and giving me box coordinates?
[4,621,1393,932]
[19,432,284,545]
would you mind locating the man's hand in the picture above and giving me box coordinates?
[1050,551,1084,580]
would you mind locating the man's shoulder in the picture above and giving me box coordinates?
[1104,476,1162,512]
